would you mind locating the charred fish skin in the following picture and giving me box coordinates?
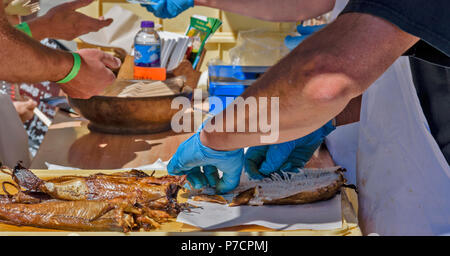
[192,194,228,205]
[0,163,189,232]
[11,162,43,192]
[7,164,185,203]
[229,187,260,207]
[0,200,136,232]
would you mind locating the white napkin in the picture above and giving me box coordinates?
[159,31,189,71]
[79,5,142,54]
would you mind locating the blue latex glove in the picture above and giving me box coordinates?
[167,132,244,194]
[244,121,335,180]
[285,24,326,50]
[141,0,194,19]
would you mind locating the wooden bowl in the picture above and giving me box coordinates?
[68,78,193,134]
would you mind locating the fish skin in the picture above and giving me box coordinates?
[231,167,346,206]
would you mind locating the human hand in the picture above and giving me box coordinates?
[141,0,194,19]
[59,49,121,99]
[13,98,37,123]
[4,0,40,16]
[27,0,113,41]
[167,132,244,194]
[244,121,335,180]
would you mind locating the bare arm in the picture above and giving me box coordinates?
[335,95,362,126]
[0,3,73,83]
[194,0,336,22]
[0,1,121,99]
[201,13,419,150]
[27,0,113,41]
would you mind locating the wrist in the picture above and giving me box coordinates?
[26,17,50,41]
[50,51,77,83]
[198,131,242,157]
[56,52,81,84]
[200,130,226,151]
[14,22,32,37]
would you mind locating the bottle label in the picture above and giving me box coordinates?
[134,44,160,67]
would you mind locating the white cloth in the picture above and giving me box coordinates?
[325,122,359,185]
[0,94,30,167]
[355,57,450,235]
[324,0,450,235]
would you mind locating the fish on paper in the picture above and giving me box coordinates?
[192,167,346,206]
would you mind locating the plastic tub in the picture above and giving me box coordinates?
[208,65,268,115]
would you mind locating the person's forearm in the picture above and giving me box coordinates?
[335,95,362,126]
[0,6,72,83]
[201,13,419,151]
[194,0,335,22]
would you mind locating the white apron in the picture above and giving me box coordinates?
[0,93,31,168]
[324,0,450,235]
[356,57,450,235]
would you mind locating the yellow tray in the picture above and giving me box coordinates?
[0,169,361,236]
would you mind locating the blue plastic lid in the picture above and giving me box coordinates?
[141,21,155,28]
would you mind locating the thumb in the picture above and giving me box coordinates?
[98,16,114,26]
[259,142,296,176]
[244,146,269,180]
[100,52,121,70]
[95,17,114,28]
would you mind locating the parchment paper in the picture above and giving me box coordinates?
[177,194,342,231]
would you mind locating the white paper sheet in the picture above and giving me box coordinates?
[177,194,342,231]
[79,5,142,54]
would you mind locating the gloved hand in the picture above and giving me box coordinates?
[167,132,244,194]
[244,121,335,180]
[285,23,326,50]
[141,0,194,19]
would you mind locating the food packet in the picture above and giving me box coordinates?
[185,15,222,69]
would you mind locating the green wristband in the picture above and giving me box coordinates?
[15,22,32,37]
[57,53,81,84]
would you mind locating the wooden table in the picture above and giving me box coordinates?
[30,111,192,169]
[31,56,193,169]
[26,56,361,235]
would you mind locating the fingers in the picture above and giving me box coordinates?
[216,167,242,195]
[244,146,269,180]
[203,165,220,187]
[259,142,296,176]
[100,52,121,70]
[76,13,113,35]
[88,16,113,31]
[186,167,208,189]
[216,158,243,195]
[66,0,94,10]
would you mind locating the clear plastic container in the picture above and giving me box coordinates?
[134,20,161,67]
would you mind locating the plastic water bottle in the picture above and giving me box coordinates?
[134,21,161,67]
